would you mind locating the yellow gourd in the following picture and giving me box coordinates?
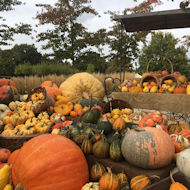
[0,164,10,190]
[186,85,190,94]
[3,184,13,190]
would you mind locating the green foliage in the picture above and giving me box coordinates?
[35,0,103,72]
[0,0,31,46]
[138,32,189,76]
[75,51,107,72]
[86,64,95,73]
[11,44,42,65]
[0,50,15,76]
[14,62,73,76]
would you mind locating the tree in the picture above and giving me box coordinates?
[0,0,31,47]
[35,0,106,73]
[105,0,162,74]
[74,51,107,73]
[0,49,15,76]
[138,32,189,76]
[11,44,42,65]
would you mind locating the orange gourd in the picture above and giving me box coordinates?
[11,134,89,190]
[169,171,188,190]
[99,167,119,190]
[113,117,125,131]
[74,104,83,112]
[70,111,78,117]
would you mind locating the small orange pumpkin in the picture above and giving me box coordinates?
[74,104,83,112]
[99,167,119,190]
[70,111,78,117]
[113,117,125,131]
[169,171,188,190]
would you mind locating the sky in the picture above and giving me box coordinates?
[1,0,190,58]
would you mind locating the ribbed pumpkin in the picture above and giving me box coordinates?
[113,118,125,131]
[59,72,105,102]
[121,128,175,169]
[168,121,190,135]
[8,149,20,165]
[109,140,122,161]
[97,121,113,135]
[41,81,60,100]
[90,162,106,181]
[173,87,186,94]
[11,134,89,190]
[81,139,93,155]
[99,168,119,190]
[92,137,109,159]
[0,78,16,88]
[130,175,158,190]
[117,172,128,189]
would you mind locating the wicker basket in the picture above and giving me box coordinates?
[0,133,44,152]
[160,75,179,88]
[103,99,132,114]
[140,56,175,89]
[26,86,55,115]
[140,74,160,89]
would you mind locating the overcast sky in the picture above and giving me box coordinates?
[1,0,190,57]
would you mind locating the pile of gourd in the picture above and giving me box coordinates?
[120,71,190,94]
[82,160,190,190]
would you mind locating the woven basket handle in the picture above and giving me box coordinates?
[146,56,174,73]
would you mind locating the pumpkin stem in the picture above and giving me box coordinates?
[106,167,112,174]
[15,183,24,190]
[134,127,145,132]
[170,171,175,184]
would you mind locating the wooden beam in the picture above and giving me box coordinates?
[115,8,190,32]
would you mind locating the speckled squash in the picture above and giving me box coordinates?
[90,162,106,181]
[121,128,175,169]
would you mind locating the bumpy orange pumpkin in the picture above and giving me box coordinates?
[41,81,60,100]
[11,134,89,190]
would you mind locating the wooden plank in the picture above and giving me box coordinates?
[86,155,175,180]
[114,8,190,32]
[111,92,190,114]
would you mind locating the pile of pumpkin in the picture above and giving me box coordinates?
[120,70,190,94]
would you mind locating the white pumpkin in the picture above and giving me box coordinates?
[81,182,99,190]
[176,148,190,178]
[0,104,11,121]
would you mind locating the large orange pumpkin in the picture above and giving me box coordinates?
[8,149,20,165]
[121,128,175,169]
[11,134,89,190]
[41,81,60,100]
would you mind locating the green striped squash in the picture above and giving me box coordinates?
[109,140,122,161]
[117,172,129,189]
[92,137,109,158]
[90,162,106,181]
[81,139,93,155]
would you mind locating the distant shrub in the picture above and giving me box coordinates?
[15,62,73,76]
